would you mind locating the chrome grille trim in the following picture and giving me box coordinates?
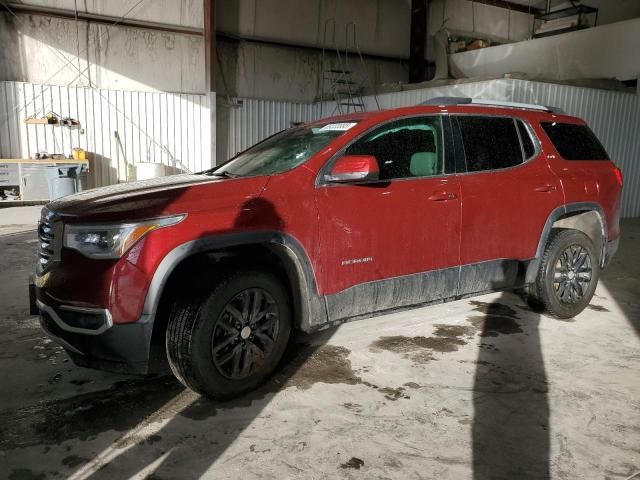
[37,300,113,336]
[37,208,62,273]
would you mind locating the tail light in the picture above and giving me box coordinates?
[613,166,623,186]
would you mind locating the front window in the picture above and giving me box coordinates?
[210,121,359,177]
[345,116,444,180]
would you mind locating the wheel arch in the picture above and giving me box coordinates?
[144,232,327,354]
[526,202,607,283]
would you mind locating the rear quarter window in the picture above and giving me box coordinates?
[541,122,609,160]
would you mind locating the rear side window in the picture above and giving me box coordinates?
[457,116,524,172]
[541,122,609,160]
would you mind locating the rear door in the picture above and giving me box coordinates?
[315,115,462,320]
[540,120,622,241]
[453,115,564,295]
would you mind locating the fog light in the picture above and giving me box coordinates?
[58,307,110,331]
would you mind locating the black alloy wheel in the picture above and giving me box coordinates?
[166,270,291,399]
[211,288,280,380]
[552,244,594,304]
[527,229,600,319]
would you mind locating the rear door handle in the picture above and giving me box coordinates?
[535,184,557,193]
[428,191,458,202]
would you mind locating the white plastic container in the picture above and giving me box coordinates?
[135,163,166,181]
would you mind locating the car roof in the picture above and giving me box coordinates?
[309,104,584,127]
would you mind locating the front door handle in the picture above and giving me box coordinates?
[428,191,458,202]
[535,184,557,193]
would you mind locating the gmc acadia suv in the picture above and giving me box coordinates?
[31,97,622,399]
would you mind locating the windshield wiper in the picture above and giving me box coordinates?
[205,170,241,178]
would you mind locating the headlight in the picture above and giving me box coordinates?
[64,215,185,259]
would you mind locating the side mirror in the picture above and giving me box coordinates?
[326,155,380,183]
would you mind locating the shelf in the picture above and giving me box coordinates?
[0,158,88,164]
[534,25,590,38]
[0,160,89,202]
[0,200,48,206]
[536,5,598,22]
[24,116,81,128]
[533,4,598,39]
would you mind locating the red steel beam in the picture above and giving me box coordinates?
[204,0,216,93]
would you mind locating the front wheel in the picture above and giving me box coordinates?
[166,270,291,399]
[528,229,600,319]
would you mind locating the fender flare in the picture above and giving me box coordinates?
[142,231,327,332]
[526,201,607,283]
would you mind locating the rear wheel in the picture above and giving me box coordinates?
[528,229,599,319]
[166,270,291,399]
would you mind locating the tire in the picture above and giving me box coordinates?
[528,229,600,319]
[166,269,292,399]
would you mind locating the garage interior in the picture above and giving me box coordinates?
[1,1,639,479]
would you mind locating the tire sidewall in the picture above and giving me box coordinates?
[540,231,599,318]
[190,271,291,398]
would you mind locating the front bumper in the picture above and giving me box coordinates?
[36,297,155,375]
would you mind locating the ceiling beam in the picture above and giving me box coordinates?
[0,2,203,35]
[471,0,542,15]
[0,2,412,63]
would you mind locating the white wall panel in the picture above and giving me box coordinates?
[428,0,535,45]
[449,18,640,82]
[217,98,317,163]
[0,81,211,187]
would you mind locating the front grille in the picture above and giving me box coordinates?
[37,208,61,273]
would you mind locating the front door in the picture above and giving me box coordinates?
[315,116,462,321]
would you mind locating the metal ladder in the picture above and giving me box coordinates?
[318,20,379,117]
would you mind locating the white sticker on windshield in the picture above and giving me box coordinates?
[319,122,357,131]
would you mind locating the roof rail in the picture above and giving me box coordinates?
[420,97,564,114]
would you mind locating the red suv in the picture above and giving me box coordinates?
[31,97,622,399]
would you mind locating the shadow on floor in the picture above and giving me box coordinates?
[599,218,640,337]
[2,327,340,479]
[83,327,339,479]
[472,292,550,480]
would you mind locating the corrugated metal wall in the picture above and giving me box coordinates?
[0,81,211,187]
[324,80,514,114]
[216,99,318,163]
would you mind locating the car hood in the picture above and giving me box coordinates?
[46,173,270,221]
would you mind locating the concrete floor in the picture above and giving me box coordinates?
[0,206,638,480]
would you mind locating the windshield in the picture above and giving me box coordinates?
[209,121,359,177]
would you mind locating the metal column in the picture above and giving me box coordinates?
[409,0,428,84]
[204,0,217,166]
